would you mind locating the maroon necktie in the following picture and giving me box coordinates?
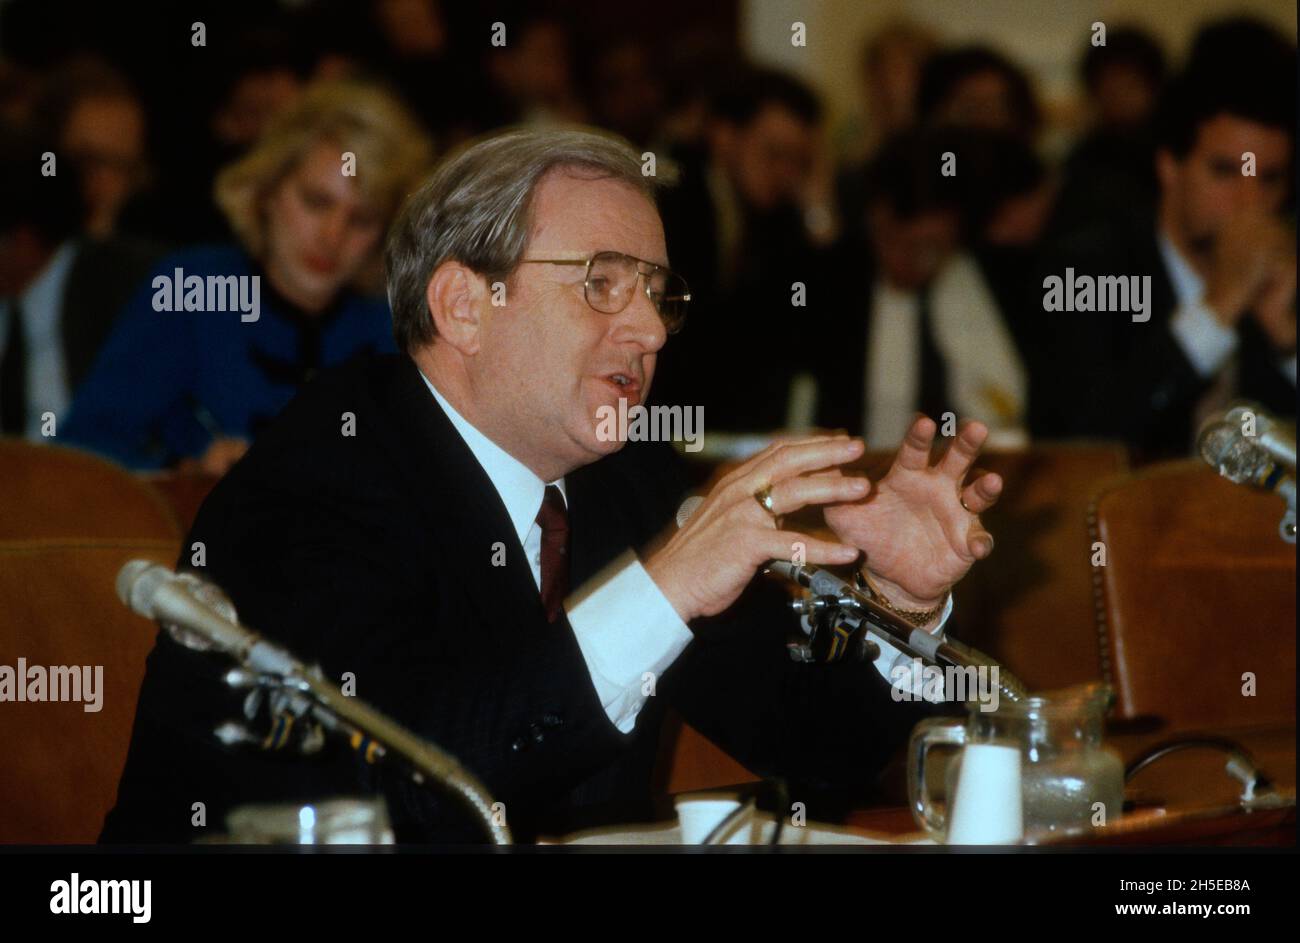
[536,484,570,622]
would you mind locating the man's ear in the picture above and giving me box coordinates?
[426,261,486,355]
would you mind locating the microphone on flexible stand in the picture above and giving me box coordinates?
[1222,403,1296,469]
[115,560,512,844]
[671,495,1030,702]
[1197,407,1296,543]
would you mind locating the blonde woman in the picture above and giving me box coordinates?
[65,81,432,472]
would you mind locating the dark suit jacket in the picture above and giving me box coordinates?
[652,150,830,431]
[810,246,963,439]
[812,240,878,437]
[101,353,934,843]
[61,236,166,392]
[1028,223,1296,459]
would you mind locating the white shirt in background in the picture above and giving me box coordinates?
[0,241,78,438]
[864,252,1028,451]
[1162,230,1298,386]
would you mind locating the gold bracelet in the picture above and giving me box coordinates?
[853,571,946,627]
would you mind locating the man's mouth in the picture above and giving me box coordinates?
[600,372,641,403]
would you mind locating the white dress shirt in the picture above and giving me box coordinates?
[864,253,1028,451]
[0,241,77,438]
[1162,230,1298,385]
[420,370,952,730]
[420,371,691,734]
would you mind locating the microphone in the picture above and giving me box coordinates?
[1222,404,1295,470]
[115,560,512,842]
[1197,421,1296,503]
[767,560,1029,704]
[679,491,1031,700]
[116,561,297,676]
[1198,415,1297,543]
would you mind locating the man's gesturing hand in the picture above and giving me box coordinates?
[645,436,868,622]
[825,416,1001,610]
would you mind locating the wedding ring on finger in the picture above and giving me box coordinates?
[753,484,777,517]
[961,497,973,514]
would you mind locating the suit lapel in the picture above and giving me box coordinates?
[369,356,551,635]
[369,355,651,639]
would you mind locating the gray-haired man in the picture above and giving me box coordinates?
[103,128,1001,843]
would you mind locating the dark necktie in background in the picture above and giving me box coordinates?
[916,286,950,424]
[1,301,28,436]
[536,484,570,623]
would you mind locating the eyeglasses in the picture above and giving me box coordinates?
[519,250,691,334]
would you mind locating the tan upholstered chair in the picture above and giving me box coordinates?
[1089,460,1296,729]
[142,471,221,535]
[0,440,180,541]
[0,540,178,842]
[1,439,182,842]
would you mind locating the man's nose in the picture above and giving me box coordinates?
[613,283,668,353]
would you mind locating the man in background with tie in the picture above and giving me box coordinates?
[817,129,1028,450]
[1029,22,1295,458]
[0,129,162,440]
[103,127,1001,843]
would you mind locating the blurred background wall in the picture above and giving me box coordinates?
[745,0,1297,156]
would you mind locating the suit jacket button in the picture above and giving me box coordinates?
[529,723,545,744]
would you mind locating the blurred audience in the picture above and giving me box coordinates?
[840,19,937,164]
[654,66,831,434]
[61,82,432,473]
[1032,22,1296,459]
[121,22,311,245]
[0,2,1294,469]
[36,59,150,239]
[835,20,937,239]
[585,40,665,150]
[482,11,589,127]
[1050,27,1167,236]
[819,130,1028,448]
[951,128,1055,360]
[917,45,1041,142]
[0,126,163,440]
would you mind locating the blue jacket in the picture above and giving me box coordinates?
[64,245,397,469]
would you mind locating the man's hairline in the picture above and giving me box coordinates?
[1162,108,1296,162]
[406,164,665,353]
[452,163,664,282]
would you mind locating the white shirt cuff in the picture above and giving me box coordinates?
[1170,300,1238,377]
[566,550,693,734]
[873,593,954,703]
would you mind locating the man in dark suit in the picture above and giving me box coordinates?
[0,128,164,438]
[102,127,1003,844]
[817,130,1028,450]
[653,67,832,433]
[1029,42,1295,460]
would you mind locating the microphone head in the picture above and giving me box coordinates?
[1224,401,1271,435]
[116,560,171,618]
[115,560,239,653]
[1198,420,1271,485]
